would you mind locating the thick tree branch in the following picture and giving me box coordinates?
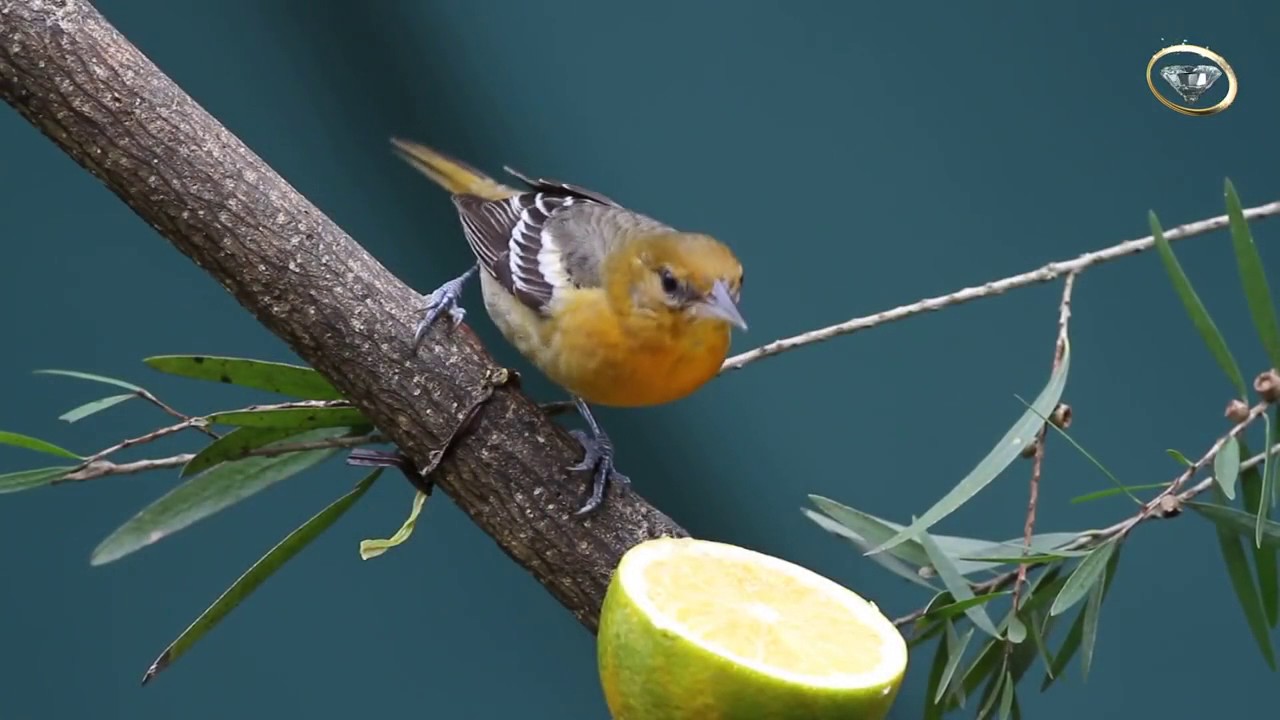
[0,0,687,631]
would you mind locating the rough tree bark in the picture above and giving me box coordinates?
[0,0,688,631]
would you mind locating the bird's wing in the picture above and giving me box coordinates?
[452,191,601,313]
[502,165,622,207]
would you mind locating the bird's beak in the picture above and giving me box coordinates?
[697,279,748,330]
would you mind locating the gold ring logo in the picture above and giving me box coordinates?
[1146,43,1238,116]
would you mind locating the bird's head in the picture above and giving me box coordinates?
[615,232,747,331]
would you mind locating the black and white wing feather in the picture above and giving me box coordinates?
[452,192,596,313]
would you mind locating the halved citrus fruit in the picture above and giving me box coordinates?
[597,537,907,720]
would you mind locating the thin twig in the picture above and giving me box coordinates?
[59,432,387,482]
[135,388,220,440]
[73,398,358,469]
[1010,274,1077,616]
[721,200,1280,373]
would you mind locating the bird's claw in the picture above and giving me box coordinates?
[413,265,478,350]
[567,428,630,516]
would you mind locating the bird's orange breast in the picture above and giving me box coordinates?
[529,288,731,408]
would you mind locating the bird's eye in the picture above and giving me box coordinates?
[658,267,681,296]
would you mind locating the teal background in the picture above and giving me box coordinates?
[2,1,1278,717]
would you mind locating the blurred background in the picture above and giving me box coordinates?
[2,1,1278,717]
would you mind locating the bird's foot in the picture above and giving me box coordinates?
[565,398,630,515]
[413,264,479,349]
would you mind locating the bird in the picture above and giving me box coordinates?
[390,138,747,515]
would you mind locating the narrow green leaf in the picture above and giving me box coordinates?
[956,552,1087,565]
[1070,483,1169,504]
[1216,436,1242,501]
[936,622,975,703]
[923,626,951,720]
[359,489,430,560]
[871,339,1070,554]
[923,592,1013,623]
[181,426,308,478]
[1240,437,1279,627]
[91,428,347,565]
[976,660,1008,720]
[34,368,144,393]
[1266,412,1276,519]
[143,355,345,400]
[1049,538,1119,616]
[1149,210,1249,397]
[1079,548,1118,680]
[802,509,939,590]
[0,466,75,494]
[957,638,1002,704]
[1041,607,1085,691]
[141,469,381,685]
[1225,179,1280,372]
[1166,449,1195,467]
[0,431,82,459]
[59,393,136,423]
[805,498,1076,577]
[1207,484,1276,669]
[997,670,1015,720]
[1026,611,1055,677]
[209,406,367,430]
[919,528,1000,637]
[1187,501,1280,548]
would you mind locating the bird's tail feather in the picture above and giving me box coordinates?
[390,138,516,201]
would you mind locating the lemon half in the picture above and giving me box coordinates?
[597,537,908,720]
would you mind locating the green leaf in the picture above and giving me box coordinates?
[997,670,1015,720]
[1026,610,1055,677]
[805,509,940,590]
[90,428,348,565]
[955,551,1087,565]
[1207,484,1276,669]
[1149,210,1249,398]
[1240,437,1279,627]
[922,592,1013,624]
[919,528,1000,637]
[0,466,75,494]
[976,661,1008,720]
[34,368,144,393]
[1041,607,1085,691]
[144,355,344,401]
[0,431,82,459]
[870,338,1070,554]
[1225,179,1280,372]
[1049,538,1119,616]
[923,626,951,720]
[360,489,430,560]
[1070,483,1169,504]
[59,393,137,423]
[141,469,381,685]
[1006,615,1027,644]
[1216,436,1242,501]
[181,426,308,478]
[1166,449,1195,467]
[1187,501,1280,548]
[209,406,367,430]
[1079,544,1120,680]
[806,497,1076,577]
[936,621,975,703]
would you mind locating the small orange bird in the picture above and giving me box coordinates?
[391,139,747,514]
